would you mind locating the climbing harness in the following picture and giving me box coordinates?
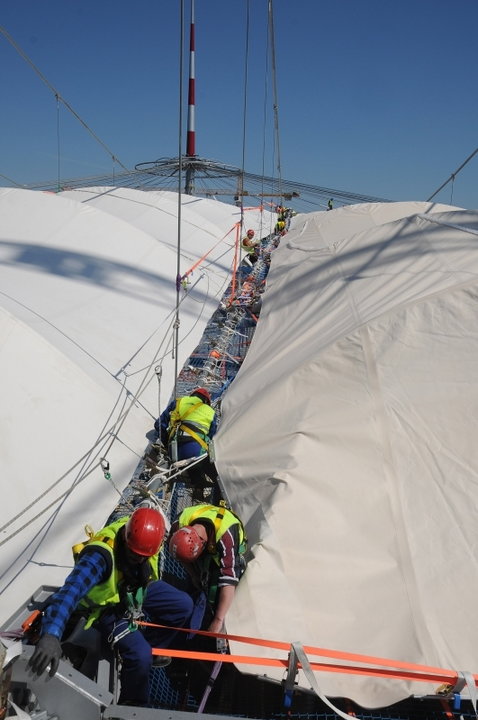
[168,399,210,453]
[107,587,146,647]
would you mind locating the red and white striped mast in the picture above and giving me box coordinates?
[184,0,196,194]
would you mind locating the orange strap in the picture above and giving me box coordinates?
[139,620,478,687]
[182,224,237,280]
[151,647,465,686]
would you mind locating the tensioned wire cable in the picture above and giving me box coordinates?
[0,24,129,174]
[268,0,282,203]
[238,0,251,240]
[174,0,185,398]
[0,172,24,187]
[23,164,390,206]
[260,5,274,237]
[427,145,478,202]
[0,8,263,555]
[0,267,220,552]
[230,0,252,301]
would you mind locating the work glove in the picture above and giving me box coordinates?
[27,633,62,678]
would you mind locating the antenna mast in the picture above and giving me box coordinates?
[184,0,196,194]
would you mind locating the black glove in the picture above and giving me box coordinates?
[28,633,62,678]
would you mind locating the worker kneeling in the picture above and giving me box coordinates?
[156,387,218,497]
[168,503,247,634]
[27,508,193,708]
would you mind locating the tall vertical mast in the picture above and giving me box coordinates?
[184,0,196,194]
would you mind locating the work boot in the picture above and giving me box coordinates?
[152,655,172,668]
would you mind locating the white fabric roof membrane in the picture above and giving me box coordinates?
[215,202,478,708]
[0,186,270,623]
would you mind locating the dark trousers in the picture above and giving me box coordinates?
[177,440,218,487]
[96,580,193,706]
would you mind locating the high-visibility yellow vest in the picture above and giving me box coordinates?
[168,397,215,448]
[241,239,258,254]
[177,504,246,563]
[77,517,160,628]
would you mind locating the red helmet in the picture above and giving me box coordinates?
[125,508,165,557]
[169,526,205,563]
[192,387,211,404]
[246,229,255,238]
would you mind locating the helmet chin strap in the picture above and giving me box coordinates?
[193,522,215,554]
[193,522,208,545]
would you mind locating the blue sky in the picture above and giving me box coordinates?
[1,0,477,208]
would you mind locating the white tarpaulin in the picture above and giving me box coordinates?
[0,186,270,623]
[216,203,478,708]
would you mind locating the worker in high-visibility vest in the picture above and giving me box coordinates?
[155,387,218,496]
[241,228,260,264]
[168,503,247,634]
[27,508,193,707]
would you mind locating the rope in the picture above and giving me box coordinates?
[268,0,283,203]
[260,5,270,234]
[238,0,251,252]
[0,173,24,187]
[0,25,129,174]
[23,165,391,206]
[229,224,241,304]
[115,271,206,378]
[174,0,185,399]
[181,224,238,280]
[427,146,478,202]
[0,380,132,548]
[0,248,221,548]
[0,287,188,548]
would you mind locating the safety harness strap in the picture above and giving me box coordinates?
[179,423,209,451]
[186,503,247,557]
[168,400,203,440]
[187,505,225,534]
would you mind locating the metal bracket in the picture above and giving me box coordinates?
[283,642,299,709]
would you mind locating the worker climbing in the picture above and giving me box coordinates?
[27,507,193,708]
[168,502,247,634]
[155,387,218,498]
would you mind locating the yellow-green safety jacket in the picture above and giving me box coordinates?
[177,504,246,563]
[78,517,160,628]
[241,238,258,254]
[168,396,215,451]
